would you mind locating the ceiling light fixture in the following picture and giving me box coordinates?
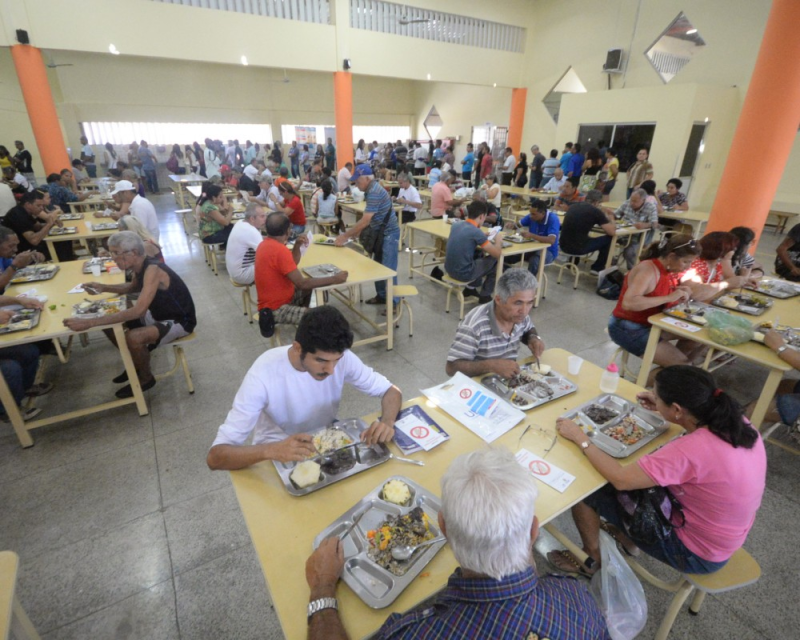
[426,73,431,80]
[108,44,120,55]
[241,55,248,66]
[493,83,497,88]
[686,28,698,34]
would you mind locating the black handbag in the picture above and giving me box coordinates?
[617,486,685,547]
[258,308,276,338]
[358,184,393,259]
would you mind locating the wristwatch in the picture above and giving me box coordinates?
[777,345,788,356]
[307,597,338,621]
[7,264,17,272]
[580,440,591,452]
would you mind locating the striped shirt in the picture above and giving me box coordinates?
[447,302,535,363]
[616,199,658,227]
[375,567,610,640]
[365,179,399,233]
[225,220,263,285]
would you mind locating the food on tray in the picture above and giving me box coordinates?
[604,416,647,445]
[584,404,619,424]
[367,507,435,575]
[530,363,551,375]
[506,371,536,388]
[320,448,357,475]
[290,460,321,488]
[382,479,412,505]
[510,393,529,406]
[312,428,354,455]
[73,297,126,316]
[716,296,740,309]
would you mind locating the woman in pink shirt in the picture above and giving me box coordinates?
[550,366,766,577]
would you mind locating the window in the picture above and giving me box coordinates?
[82,122,273,146]
[576,123,656,172]
[645,12,706,84]
[471,126,508,160]
[542,67,587,124]
[150,0,331,25]
[679,123,708,178]
[280,125,411,145]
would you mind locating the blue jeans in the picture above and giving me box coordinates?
[0,344,40,410]
[85,163,97,178]
[374,228,400,304]
[143,169,158,193]
[584,484,728,575]
[528,250,555,277]
[608,315,651,358]
[291,160,300,179]
[776,381,800,424]
[292,224,306,236]
[528,172,542,189]
[568,235,612,271]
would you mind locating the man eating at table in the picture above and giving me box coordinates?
[304,447,609,639]
[206,306,402,470]
[62,231,197,399]
[446,268,545,379]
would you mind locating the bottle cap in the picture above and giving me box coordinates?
[606,363,619,373]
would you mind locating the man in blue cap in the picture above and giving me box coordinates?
[335,164,398,312]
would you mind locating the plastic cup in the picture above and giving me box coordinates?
[90,264,102,277]
[568,355,583,375]
[443,214,448,222]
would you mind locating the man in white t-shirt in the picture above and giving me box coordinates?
[393,172,423,224]
[337,162,353,193]
[207,306,402,470]
[0,183,16,217]
[243,159,260,181]
[412,142,429,176]
[203,138,221,179]
[225,202,266,285]
[109,180,160,241]
[255,175,283,211]
[501,146,516,186]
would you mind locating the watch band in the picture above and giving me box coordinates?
[307,597,338,621]
[777,345,788,355]
[580,440,591,452]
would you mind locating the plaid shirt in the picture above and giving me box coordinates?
[375,567,610,639]
[615,199,658,228]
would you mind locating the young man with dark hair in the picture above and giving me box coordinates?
[206,306,402,471]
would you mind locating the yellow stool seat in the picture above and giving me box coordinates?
[441,275,477,319]
[393,285,418,336]
[154,332,197,394]
[229,278,256,323]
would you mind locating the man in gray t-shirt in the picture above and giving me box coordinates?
[444,201,504,301]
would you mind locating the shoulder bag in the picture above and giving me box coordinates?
[617,486,685,547]
[358,183,393,260]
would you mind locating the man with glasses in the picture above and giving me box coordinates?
[63,231,196,399]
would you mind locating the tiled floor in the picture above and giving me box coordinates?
[1,197,796,639]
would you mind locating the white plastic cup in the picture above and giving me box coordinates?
[443,214,449,222]
[86,222,93,231]
[90,264,102,277]
[567,355,583,375]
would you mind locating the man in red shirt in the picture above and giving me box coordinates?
[430,170,464,218]
[480,147,494,183]
[255,213,348,325]
[553,177,585,212]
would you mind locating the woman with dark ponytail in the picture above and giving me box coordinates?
[549,365,766,578]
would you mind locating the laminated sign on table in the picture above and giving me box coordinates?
[515,449,576,492]
[422,372,525,443]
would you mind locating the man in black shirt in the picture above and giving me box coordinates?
[775,223,800,281]
[13,141,34,186]
[559,190,616,275]
[3,191,57,256]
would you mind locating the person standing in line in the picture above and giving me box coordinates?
[529,144,546,189]
[203,138,221,180]
[13,141,35,187]
[602,147,619,201]
[412,142,428,177]
[559,142,573,174]
[80,136,97,178]
[300,144,311,178]
[137,140,159,193]
[568,143,584,179]
[289,141,300,179]
[460,143,475,184]
[500,146,516,186]
[325,138,336,171]
[103,143,118,175]
[626,147,654,198]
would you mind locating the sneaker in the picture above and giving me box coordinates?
[463,287,479,298]
[0,407,42,422]
[431,266,444,281]
[25,383,54,397]
[115,377,157,399]
[590,270,600,277]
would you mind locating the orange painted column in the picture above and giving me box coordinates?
[10,45,71,176]
[333,72,354,170]
[706,0,800,246]
[507,88,527,157]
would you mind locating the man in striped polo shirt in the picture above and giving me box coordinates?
[225,202,266,285]
[445,268,545,379]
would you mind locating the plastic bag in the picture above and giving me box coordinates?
[705,308,753,346]
[590,531,648,640]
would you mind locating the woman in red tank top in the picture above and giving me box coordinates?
[608,234,699,371]
[681,231,757,300]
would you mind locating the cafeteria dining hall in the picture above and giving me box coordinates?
[2,0,800,638]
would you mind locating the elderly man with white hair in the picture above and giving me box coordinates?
[446,268,545,380]
[305,447,609,639]
[225,202,266,285]
[255,174,282,212]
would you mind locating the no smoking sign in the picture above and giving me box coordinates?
[410,426,430,439]
[528,460,551,476]
[459,388,472,399]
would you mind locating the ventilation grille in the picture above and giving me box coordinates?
[150,0,331,25]
[349,0,525,53]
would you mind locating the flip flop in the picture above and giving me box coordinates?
[546,549,598,578]
[600,521,641,557]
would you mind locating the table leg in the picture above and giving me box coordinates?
[495,254,506,286]
[605,236,619,270]
[386,278,394,351]
[634,230,647,263]
[113,324,148,416]
[45,239,60,263]
[636,325,662,387]
[535,247,546,308]
[408,227,415,278]
[750,367,783,430]
[0,365,32,447]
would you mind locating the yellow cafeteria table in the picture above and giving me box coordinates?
[67,194,112,214]
[553,211,650,270]
[169,172,206,208]
[230,348,682,640]
[405,219,549,307]
[637,293,799,428]
[299,241,396,350]
[1,551,40,639]
[2,261,148,447]
[337,199,403,225]
[607,201,710,239]
[44,219,120,264]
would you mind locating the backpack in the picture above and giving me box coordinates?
[597,267,625,300]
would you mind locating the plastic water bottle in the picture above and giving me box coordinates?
[600,363,620,394]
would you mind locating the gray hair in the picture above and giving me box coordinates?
[441,447,538,580]
[495,268,537,302]
[244,202,265,220]
[117,215,154,243]
[472,190,487,202]
[260,174,273,186]
[108,230,145,256]
[631,188,647,201]
[396,172,411,184]
[121,169,138,182]
[585,189,603,204]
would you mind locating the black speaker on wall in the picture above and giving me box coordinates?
[16,29,30,45]
[603,48,624,73]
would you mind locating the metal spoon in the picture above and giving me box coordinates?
[391,536,446,561]
[387,453,425,467]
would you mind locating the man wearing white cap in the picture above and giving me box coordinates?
[109,180,160,242]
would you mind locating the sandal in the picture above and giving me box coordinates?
[546,549,598,578]
[600,521,641,557]
[365,296,386,305]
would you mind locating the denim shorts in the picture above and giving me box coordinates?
[776,380,800,425]
[584,484,728,575]
[608,315,651,358]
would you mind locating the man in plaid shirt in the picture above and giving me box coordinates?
[305,448,610,639]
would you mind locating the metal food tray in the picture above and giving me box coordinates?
[711,292,772,316]
[9,264,60,284]
[752,322,800,350]
[480,366,577,411]
[91,222,119,231]
[58,213,83,220]
[662,301,718,326]
[314,237,337,246]
[49,226,78,235]
[505,234,537,244]
[82,258,114,274]
[272,419,390,497]
[303,263,341,278]
[313,476,445,608]
[72,296,127,319]
[744,278,800,299]
[561,394,668,458]
[0,308,41,335]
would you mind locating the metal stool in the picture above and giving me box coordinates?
[229,278,256,323]
[442,275,477,320]
[393,285,418,336]
[154,332,196,394]
[554,252,584,289]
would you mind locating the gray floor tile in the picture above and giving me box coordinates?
[163,485,250,576]
[175,545,282,640]
[42,580,179,640]
[18,512,172,634]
